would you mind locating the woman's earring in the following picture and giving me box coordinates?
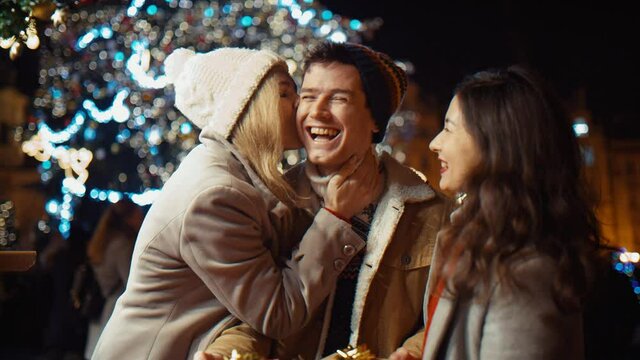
[454,192,467,206]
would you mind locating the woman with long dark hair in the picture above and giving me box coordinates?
[402,66,599,360]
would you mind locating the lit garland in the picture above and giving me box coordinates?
[19,0,379,237]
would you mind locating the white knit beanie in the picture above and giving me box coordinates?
[164,47,287,138]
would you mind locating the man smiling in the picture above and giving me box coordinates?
[204,42,449,359]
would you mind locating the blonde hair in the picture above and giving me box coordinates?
[232,69,299,207]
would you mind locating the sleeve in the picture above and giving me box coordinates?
[181,185,366,339]
[479,258,584,360]
[204,323,272,358]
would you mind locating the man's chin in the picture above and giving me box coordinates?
[306,152,346,173]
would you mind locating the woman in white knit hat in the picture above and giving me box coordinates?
[91,47,380,360]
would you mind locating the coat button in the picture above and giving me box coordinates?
[334,259,346,271]
[401,254,412,266]
[343,244,356,256]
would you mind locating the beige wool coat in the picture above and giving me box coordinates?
[92,134,365,360]
[422,248,584,360]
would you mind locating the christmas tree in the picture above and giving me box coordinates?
[18,0,379,238]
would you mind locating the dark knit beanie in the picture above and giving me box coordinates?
[303,42,408,143]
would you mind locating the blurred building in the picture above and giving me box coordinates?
[573,105,639,251]
[0,85,45,249]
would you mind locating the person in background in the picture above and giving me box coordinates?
[400,66,599,360]
[84,199,144,359]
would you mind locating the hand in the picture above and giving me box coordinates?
[324,149,383,219]
[194,351,224,360]
[388,347,420,360]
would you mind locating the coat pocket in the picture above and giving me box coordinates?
[381,202,441,270]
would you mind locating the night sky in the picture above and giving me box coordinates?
[321,0,639,139]
[2,1,638,138]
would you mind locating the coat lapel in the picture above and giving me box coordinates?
[349,153,436,345]
[422,296,457,360]
[287,154,437,351]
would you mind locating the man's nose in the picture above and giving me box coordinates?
[309,99,330,120]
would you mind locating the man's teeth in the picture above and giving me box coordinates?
[310,127,339,137]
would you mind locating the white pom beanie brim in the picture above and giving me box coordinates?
[164,47,287,139]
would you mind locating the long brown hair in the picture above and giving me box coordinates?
[435,66,600,311]
[87,199,142,265]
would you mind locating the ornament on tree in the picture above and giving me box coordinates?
[0,0,69,59]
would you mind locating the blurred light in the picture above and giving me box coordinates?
[127,0,146,17]
[59,221,71,238]
[620,252,640,263]
[180,122,192,134]
[319,24,331,35]
[83,89,130,123]
[100,27,113,39]
[116,129,131,143]
[0,36,16,49]
[127,45,168,88]
[240,16,253,27]
[573,117,589,137]
[298,10,315,26]
[90,189,100,199]
[147,5,158,15]
[108,192,122,203]
[145,127,162,145]
[46,200,59,214]
[329,31,347,43]
[26,34,40,50]
[321,10,333,20]
[62,177,86,196]
[131,189,161,205]
[349,19,362,30]
[84,127,96,141]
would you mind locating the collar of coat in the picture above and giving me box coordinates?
[286,151,438,347]
[200,134,280,211]
[287,151,436,211]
